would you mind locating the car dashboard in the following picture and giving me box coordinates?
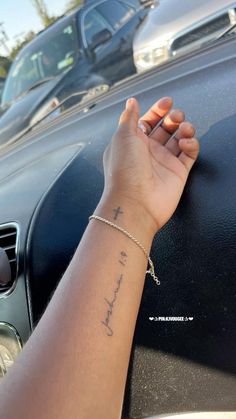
[0,36,236,417]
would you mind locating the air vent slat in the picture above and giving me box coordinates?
[0,225,18,293]
[0,232,16,240]
[0,286,10,292]
[2,245,15,251]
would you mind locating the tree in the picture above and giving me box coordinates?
[65,0,84,12]
[9,31,35,60]
[0,56,12,77]
[31,0,56,27]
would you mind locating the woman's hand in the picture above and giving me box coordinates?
[102,96,199,234]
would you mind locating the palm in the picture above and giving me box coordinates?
[106,97,199,231]
[149,134,189,225]
[129,97,198,229]
[134,130,188,228]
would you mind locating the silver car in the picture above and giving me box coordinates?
[133,0,236,72]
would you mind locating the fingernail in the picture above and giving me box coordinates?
[126,98,134,110]
[125,97,139,113]
[138,121,147,134]
[180,138,195,146]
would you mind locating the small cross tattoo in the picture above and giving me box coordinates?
[113,206,123,220]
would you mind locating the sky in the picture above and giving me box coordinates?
[0,0,69,56]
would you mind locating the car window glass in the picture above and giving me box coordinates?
[83,9,113,47]
[96,1,134,31]
[39,25,76,76]
[2,23,77,104]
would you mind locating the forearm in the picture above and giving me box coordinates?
[0,194,156,419]
[0,94,198,419]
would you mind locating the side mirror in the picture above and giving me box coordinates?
[90,29,112,51]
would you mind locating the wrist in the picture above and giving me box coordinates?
[95,191,157,241]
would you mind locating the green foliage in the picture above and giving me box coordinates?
[9,31,35,59]
[65,0,84,12]
[31,0,56,27]
[0,67,6,77]
[0,56,12,76]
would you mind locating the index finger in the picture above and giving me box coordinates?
[139,97,173,134]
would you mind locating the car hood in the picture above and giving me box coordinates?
[133,0,236,50]
[0,76,63,146]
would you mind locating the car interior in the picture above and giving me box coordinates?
[0,1,236,418]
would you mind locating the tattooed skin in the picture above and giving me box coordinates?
[101,274,123,336]
[112,207,123,220]
[119,251,128,266]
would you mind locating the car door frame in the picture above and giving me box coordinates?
[80,0,115,51]
[79,0,137,82]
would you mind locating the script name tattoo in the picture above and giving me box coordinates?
[101,274,123,336]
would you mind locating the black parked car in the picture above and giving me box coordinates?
[0,0,149,146]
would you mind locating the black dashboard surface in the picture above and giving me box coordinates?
[0,37,236,417]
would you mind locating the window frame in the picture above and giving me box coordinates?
[81,0,115,49]
[80,0,135,49]
[100,0,135,31]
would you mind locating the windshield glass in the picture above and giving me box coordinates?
[2,21,77,104]
[0,0,234,136]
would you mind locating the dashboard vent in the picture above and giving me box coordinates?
[0,225,18,292]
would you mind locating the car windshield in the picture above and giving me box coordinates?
[2,21,77,105]
[0,0,235,139]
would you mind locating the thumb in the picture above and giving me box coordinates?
[118,98,139,134]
